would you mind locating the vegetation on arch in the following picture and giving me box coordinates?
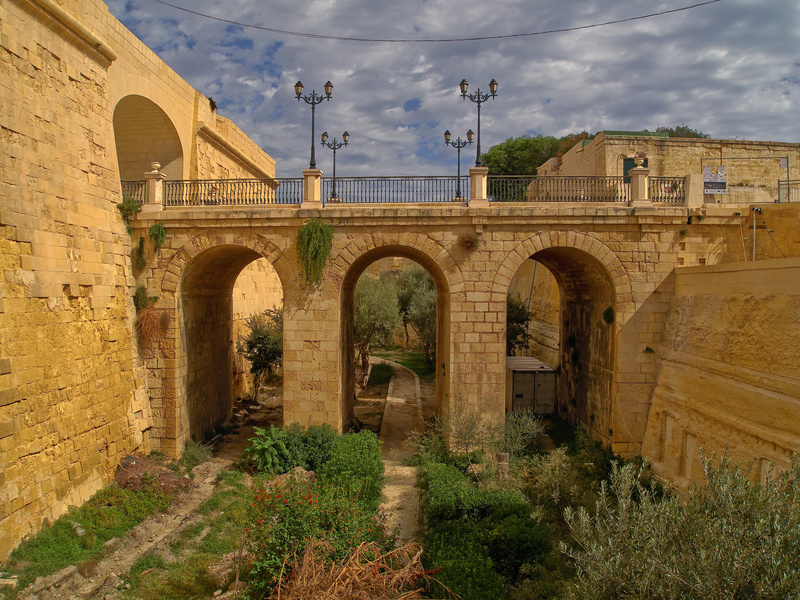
[296,218,334,287]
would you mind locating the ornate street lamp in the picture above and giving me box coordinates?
[444,129,473,198]
[459,78,498,166]
[320,131,349,199]
[295,80,333,169]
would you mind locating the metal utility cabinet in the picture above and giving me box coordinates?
[505,356,557,414]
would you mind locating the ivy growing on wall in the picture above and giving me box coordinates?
[149,223,167,252]
[296,218,334,287]
[116,197,141,235]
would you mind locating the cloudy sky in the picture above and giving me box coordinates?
[106,0,800,177]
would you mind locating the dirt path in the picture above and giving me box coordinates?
[375,359,426,542]
[19,459,232,600]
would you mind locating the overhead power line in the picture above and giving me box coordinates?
[150,0,724,43]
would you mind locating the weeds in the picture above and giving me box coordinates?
[180,440,212,478]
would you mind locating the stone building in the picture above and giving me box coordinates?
[538,130,799,203]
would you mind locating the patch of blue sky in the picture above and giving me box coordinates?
[404,98,421,113]
[220,37,255,50]
[252,43,284,78]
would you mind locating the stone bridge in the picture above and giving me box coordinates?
[132,168,740,457]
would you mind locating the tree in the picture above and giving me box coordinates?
[237,308,283,400]
[655,124,710,139]
[481,135,561,175]
[562,453,800,600]
[396,265,435,343]
[481,132,596,175]
[407,283,437,366]
[353,275,401,375]
[507,294,533,356]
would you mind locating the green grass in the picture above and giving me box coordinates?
[372,349,435,378]
[120,469,250,600]
[2,481,173,596]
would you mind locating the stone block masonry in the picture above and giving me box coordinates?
[0,0,278,560]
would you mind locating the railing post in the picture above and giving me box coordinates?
[143,162,166,211]
[684,173,705,207]
[302,168,323,208]
[628,162,653,207]
[469,166,490,208]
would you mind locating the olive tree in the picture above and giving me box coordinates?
[562,453,800,600]
[353,274,401,376]
[237,308,283,400]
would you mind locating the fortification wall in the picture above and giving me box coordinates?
[0,0,276,560]
[642,258,800,491]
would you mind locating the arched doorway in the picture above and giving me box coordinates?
[505,246,617,444]
[113,95,183,181]
[180,245,284,440]
[339,246,451,431]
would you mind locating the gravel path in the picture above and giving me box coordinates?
[375,359,426,542]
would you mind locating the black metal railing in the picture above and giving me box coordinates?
[487,175,537,202]
[649,176,685,203]
[160,179,301,206]
[121,174,655,206]
[322,176,466,203]
[121,180,146,204]
[492,176,629,202]
[778,180,800,203]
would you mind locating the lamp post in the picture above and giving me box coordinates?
[444,129,473,198]
[295,80,333,169]
[320,131,349,199]
[459,78,498,166]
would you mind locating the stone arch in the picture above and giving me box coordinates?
[332,232,463,429]
[150,231,294,452]
[113,95,184,183]
[493,232,632,444]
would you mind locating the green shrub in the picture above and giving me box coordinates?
[117,196,141,234]
[301,423,338,472]
[501,409,544,459]
[319,430,384,511]
[296,218,333,287]
[563,454,800,600]
[246,475,394,596]
[421,462,530,526]
[180,439,212,477]
[424,527,510,600]
[242,425,303,475]
[148,222,167,252]
[367,362,394,386]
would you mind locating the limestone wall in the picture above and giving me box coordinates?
[0,0,277,560]
[0,0,149,561]
[508,259,560,368]
[642,258,800,491]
